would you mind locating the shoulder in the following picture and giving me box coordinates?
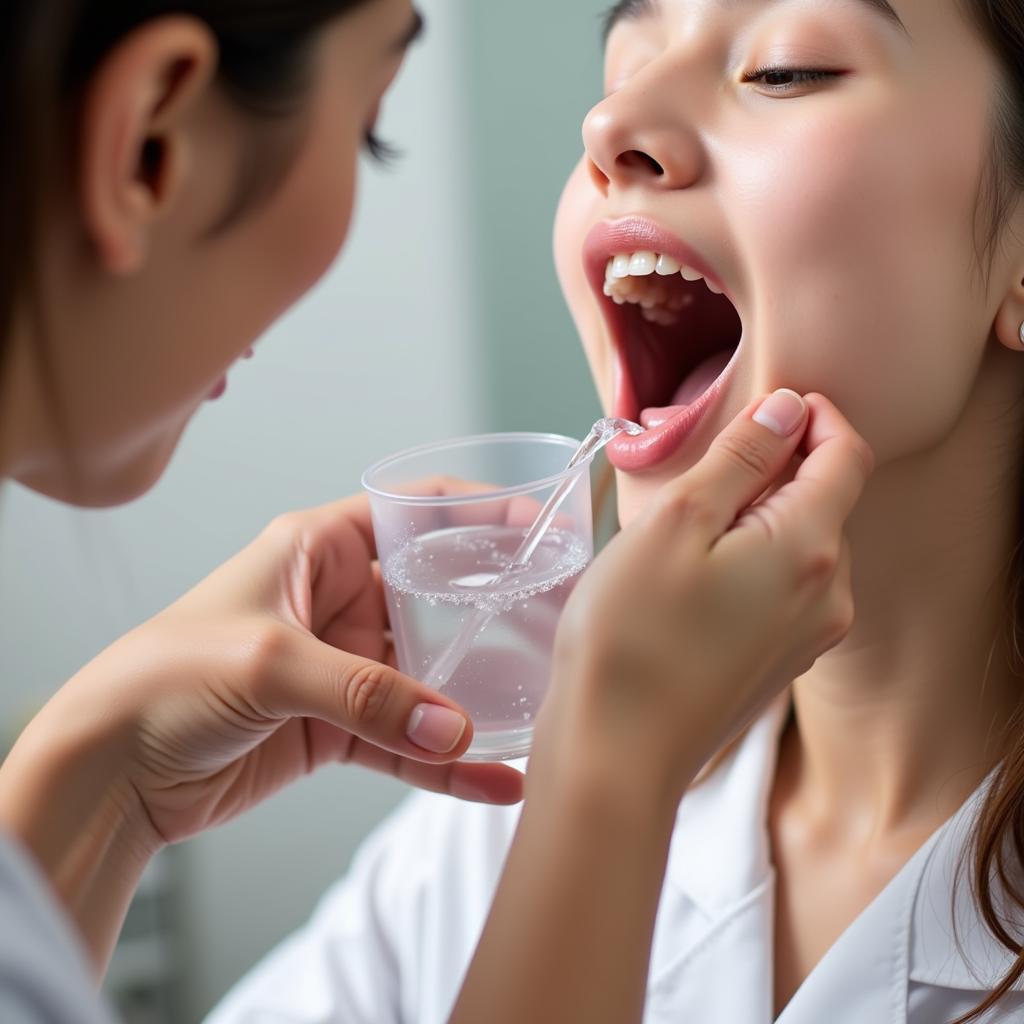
[207,780,525,1024]
[0,831,115,1024]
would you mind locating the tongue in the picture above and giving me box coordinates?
[639,349,733,430]
[670,348,733,407]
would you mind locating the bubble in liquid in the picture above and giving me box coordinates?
[383,526,589,612]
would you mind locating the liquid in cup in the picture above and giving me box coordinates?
[383,524,589,760]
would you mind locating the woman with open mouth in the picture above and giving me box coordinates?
[212,1,1024,1022]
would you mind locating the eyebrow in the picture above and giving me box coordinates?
[601,0,907,44]
[392,8,426,54]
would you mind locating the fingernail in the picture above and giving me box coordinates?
[753,389,806,437]
[407,704,468,754]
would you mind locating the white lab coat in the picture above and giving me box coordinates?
[208,701,1024,1023]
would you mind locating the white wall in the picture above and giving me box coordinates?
[0,2,479,1018]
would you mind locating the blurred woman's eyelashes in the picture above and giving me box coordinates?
[364,129,401,165]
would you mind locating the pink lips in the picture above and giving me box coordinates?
[206,349,254,402]
[605,359,736,472]
[582,217,740,473]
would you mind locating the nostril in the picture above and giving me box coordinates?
[618,150,665,177]
[587,157,611,194]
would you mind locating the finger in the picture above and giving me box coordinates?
[255,627,477,762]
[313,561,392,660]
[260,494,378,561]
[336,736,525,804]
[730,394,874,549]
[789,393,875,526]
[666,390,810,544]
[281,479,511,571]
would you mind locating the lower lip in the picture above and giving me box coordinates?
[607,352,738,472]
[206,348,256,402]
[207,375,228,401]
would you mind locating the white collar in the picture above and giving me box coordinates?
[909,782,1021,993]
[664,698,1017,999]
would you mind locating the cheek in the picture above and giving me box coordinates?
[264,123,359,300]
[728,88,992,462]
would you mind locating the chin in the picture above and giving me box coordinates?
[15,428,185,509]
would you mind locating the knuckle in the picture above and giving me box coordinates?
[339,662,395,726]
[792,535,841,586]
[652,484,713,530]
[262,511,305,547]
[243,623,292,685]
[852,438,876,480]
[805,549,840,585]
[716,431,775,479]
[824,594,856,645]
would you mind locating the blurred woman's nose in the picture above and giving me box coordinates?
[582,83,705,197]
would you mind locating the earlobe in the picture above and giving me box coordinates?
[994,275,1024,351]
[78,17,217,276]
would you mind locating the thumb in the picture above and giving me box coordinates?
[681,389,809,542]
[251,627,473,761]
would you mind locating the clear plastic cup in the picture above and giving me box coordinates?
[362,432,595,762]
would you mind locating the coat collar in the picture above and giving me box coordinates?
[908,781,1021,994]
[659,699,1019,1018]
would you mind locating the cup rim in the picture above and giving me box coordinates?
[361,431,593,507]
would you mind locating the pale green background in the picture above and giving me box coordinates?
[464,2,604,435]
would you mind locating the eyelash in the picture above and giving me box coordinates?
[364,129,401,165]
[742,66,842,93]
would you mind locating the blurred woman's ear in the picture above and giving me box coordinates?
[78,17,218,276]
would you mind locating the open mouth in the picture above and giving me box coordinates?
[601,250,742,425]
[583,220,744,471]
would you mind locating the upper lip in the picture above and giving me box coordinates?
[582,216,731,302]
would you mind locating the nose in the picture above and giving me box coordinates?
[582,81,705,196]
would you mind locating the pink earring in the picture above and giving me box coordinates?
[1020,322,1024,348]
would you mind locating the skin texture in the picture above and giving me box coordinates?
[551,0,1024,1014]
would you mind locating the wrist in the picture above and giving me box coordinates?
[530,684,711,814]
[527,710,691,832]
[0,677,164,973]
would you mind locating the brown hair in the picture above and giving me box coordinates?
[952,1,1024,1020]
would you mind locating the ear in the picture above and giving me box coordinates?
[994,272,1024,352]
[78,17,218,275]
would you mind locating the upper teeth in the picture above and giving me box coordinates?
[605,251,723,293]
[603,251,724,324]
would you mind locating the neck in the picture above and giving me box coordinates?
[789,350,1024,837]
